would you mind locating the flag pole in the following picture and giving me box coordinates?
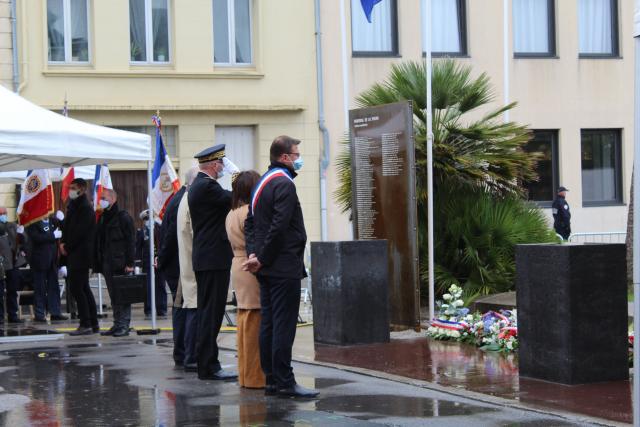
[421,0,435,322]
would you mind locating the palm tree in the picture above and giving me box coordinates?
[334,59,556,297]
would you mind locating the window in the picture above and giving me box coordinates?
[513,0,555,57]
[423,0,467,56]
[523,130,559,205]
[578,0,618,57]
[581,129,622,206]
[213,0,253,65]
[214,126,255,190]
[129,0,171,63]
[113,126,177,157]
[47,0,90,63]
[351,0,398,56]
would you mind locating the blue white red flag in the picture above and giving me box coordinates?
[360,0,383,23]
[93,164,113,221]
[151,115,180,222]
[17,169,55,226]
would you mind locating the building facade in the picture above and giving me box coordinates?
[13,0,321,236]
[320,0,634,241]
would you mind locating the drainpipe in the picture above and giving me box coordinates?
[315,0,329,242]
[10,0,19,92]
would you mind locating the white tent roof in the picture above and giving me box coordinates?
[0,166,97,184]
[0,85,151,172]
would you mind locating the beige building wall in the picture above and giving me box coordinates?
[321,0,634,240]
[15,0,321,239]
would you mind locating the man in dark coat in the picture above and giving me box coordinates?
[60,178,98,335]
[157,183,187,366]
[552,186,571,241]
[0,207,21,323]
[94,189,136,337]
[244,135,318,398]
[27,216,67,322]
[188,144,236,380]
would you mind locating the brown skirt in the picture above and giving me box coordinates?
[237,309,266,388]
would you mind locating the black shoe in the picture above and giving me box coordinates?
[112,327,130,337]
[184,363,198,372]
[199,368,237,381]
[7,318,23,324]
[33,317,47,323]
[100,326,116,336]
[50,315,68,321]
[174,360,184,367]
[265,384,278,396]
[92,326,100,333]
[277,384,319,398]
[69,327,94,336]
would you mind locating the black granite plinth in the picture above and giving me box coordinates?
[516,243,628,385]
[311,241,390,345]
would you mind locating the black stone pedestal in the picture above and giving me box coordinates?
[516,243,628,385]
[311,241,390,345]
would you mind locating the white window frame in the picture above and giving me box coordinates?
[213,0,254,67]
[48,0,91,64]
[130,0,172,65]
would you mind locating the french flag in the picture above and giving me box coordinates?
[60,167,75,202]
[360,0,383,23]
[17,169,55,226]
[93,164,113,221]
[151,115,180,222]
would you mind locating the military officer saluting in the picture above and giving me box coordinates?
[552,186,571,241]
[187,144,239,381]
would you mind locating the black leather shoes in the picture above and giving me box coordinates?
[277,384,319,398]
[7,318,23,324]
[69,327,94,336]
[92,326,100,333]
[265,384,278,396]
[112,327,130,337]
[184,363,197,372]
[50,315,68,321]
[100,326,116,336]
[199,369,237,380]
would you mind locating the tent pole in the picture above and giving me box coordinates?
[148,160,157,331]
[97,274,103,316]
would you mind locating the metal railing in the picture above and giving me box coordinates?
[568,231,627,244]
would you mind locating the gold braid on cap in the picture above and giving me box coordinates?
[197,150,225,163]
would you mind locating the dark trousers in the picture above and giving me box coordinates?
[68,267,98,328]
[102,265,131,330]
[173,307,186,364]
[0,269,19,320]
[32,267,62,318]
[195,270,229,377]
[258,276,301,388]
[184,308,199,366]
[144,268,167,316]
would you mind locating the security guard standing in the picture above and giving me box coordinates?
[188,144,237,381]
[552,186,571,240]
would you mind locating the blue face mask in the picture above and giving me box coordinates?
[0,215,7,224]
[293,156,304,171]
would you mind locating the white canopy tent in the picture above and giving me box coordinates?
[0,165,96,184]
[0,85,161,334]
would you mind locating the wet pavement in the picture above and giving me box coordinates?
[315,337,632,424]
[0,333,600,426]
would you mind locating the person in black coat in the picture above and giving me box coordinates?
[187,144,236,381]
[94,189,136,337]
[60,178,98,335]
[26,217,67,322]
[244,135,317,398]
[136,212,167,317]
[552,186,571,240]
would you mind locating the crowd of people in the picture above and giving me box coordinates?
[0,134,318,399]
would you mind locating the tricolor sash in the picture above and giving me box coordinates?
[250,168,293,214]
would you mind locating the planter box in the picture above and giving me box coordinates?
[516,243,628,385]
[311,241,390,345]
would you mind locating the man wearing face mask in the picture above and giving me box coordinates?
[26,214,67,322]
[188,144,238,380]
[60,178,98,335]
[0,207,21,323]
[243,135,318,398]
[94,189,136,337]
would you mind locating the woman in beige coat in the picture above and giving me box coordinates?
[225,171,264,388]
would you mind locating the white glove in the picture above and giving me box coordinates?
[223,157,240,175]
[58,266,67,278]
[53,229,62,239]
[55,210,65,221]
[17,225,24,234]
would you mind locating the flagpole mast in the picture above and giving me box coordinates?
[421,0,435,322]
